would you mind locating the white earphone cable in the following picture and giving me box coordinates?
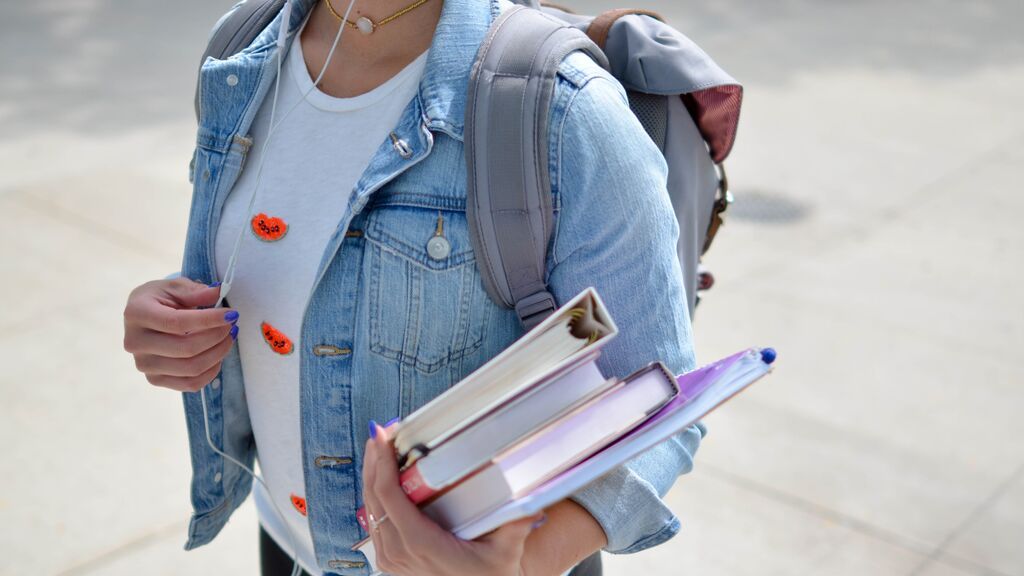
[216,0,357,310]
[205,1,360,575]
[200,386,303,576]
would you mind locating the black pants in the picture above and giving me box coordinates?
[260,527,602,576]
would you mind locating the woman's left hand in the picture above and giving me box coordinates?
[362,421,543,576]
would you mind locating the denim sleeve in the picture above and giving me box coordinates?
[546,72,706,554]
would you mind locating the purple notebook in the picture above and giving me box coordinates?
[451,347,775,539]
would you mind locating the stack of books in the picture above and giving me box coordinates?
[354,287,774,559]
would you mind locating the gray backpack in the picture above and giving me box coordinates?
[197,0,742,330]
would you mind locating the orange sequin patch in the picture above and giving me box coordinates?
[290,494,307,516]
[251,213,288,241]
[261,322,294,355]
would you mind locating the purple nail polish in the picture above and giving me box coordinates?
[369,420,378,439]
[385,417,400,428]
[224,310,239,323]
[531,515,548,530]
[230,325,239,340]
[208,281,222,288]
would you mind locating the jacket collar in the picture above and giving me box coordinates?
[417,0,501,140]
[265,0,501,141]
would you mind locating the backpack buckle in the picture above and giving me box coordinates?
[702,163,733,255]
[515,290,558,331]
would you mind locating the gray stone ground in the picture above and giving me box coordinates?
[1,0,1022,574]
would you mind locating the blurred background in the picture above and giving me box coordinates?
[2,0,1022,574]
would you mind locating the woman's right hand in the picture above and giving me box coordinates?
[123,277,239,392]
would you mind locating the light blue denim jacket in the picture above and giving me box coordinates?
[182,0,705,572]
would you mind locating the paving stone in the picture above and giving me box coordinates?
[912,560,983,576]
[941,467,1024,576]
[0,297,199,574]
[68,503,259,576]
[604,471,933,576]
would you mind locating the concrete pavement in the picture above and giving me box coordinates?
[1,1,1022,574]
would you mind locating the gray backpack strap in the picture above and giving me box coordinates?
[194,0,284,121]
[466,6,609,330]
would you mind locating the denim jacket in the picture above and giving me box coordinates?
[182,0,704,573]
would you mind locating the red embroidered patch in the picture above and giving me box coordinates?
[251,213,288,241]
[290,494,307,516]
[261,322,294,355]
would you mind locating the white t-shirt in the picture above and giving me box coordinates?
[214,28,428,575]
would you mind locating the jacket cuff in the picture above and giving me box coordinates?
[568,422,705,554]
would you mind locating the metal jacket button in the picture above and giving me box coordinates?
[226,74,239,87]
[390,132,413,158]
[313,345,351,357]
[427,213,451,260]
[327,559,366,569]
[427,236,450,260]
[315,455,353,468]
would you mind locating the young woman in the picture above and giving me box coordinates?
[122,0,704,574]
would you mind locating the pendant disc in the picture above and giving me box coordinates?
[356,16,374,35]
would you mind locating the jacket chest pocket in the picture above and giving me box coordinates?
[363,205,492,375]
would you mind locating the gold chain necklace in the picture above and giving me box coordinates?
[324,0,434,35]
